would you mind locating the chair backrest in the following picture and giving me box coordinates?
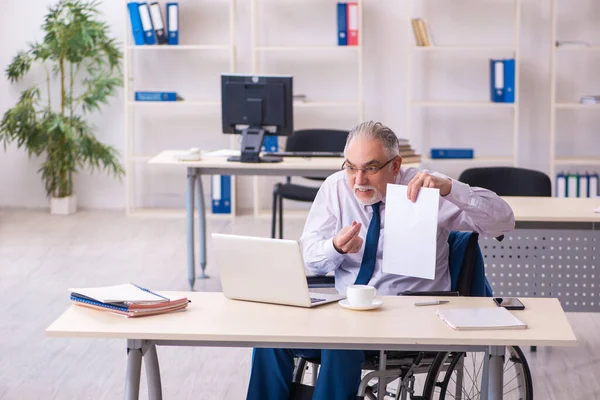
[458,167,552,197]
[285,129,349,153]
[448,231,492,297]
[285,129,349,181]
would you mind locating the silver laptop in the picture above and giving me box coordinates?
[212,233,344,307]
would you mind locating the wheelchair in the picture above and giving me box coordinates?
[295,232,534,400]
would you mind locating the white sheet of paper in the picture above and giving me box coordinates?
[382,184,439,280]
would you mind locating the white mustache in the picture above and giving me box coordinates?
[354,185,376,192]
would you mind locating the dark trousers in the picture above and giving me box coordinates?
[246,348,367,400]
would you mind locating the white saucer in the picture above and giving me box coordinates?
[339,299,383,311]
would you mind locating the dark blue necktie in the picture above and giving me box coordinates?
[354,202,381,285]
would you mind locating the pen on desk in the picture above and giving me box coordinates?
[414,300,449,307]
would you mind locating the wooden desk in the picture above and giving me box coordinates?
[149,151,419,289]
[503,196,600,224]
[485,197,600,312]
[46,293,576,400]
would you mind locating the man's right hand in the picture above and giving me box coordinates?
[333,221,363,254]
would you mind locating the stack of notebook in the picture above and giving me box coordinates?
[398,139,421,164]
[68,283,189,318]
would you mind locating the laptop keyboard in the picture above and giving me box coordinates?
[309,292,344,304]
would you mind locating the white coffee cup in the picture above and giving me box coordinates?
[346,285,377,307]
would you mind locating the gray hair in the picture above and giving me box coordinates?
[343,121,400,159]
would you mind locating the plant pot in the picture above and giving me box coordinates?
[51,195,77,215]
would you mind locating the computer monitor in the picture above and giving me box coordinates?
[221,74,294,163]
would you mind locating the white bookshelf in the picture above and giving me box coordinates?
[555,46,600,52]
[294,101,360,108]
[421,156,515,165]
[412,46,515,52]
[554,157,600,166]
[123,0,237,217]
[549,0,600,183]
[554,103,600,109]
[406,0,521,169]
[127,101,221,107]
[255,45,361,52]
[412,101,516,108]
[125,44,231,51]
[249,0,364,217]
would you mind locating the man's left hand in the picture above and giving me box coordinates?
[407,172,452,202]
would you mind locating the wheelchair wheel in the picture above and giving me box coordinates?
[421,346,533,400]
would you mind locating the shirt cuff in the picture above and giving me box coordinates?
[324,238,346,261]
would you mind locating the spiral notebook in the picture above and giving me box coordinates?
[436,307,527,331]
[68,283,189,318]
[70,294,189,318]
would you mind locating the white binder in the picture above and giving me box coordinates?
[589,174,599,198]
[149,2,167,44]
[579,174,589,197]
[567,174,578,198]
[556,174,566,198]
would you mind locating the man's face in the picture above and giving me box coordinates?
[344,137,402,206]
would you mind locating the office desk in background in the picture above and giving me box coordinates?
[149,150,418,289]
[149,151,345,289]
[46,293,577,400]
[484,197,600,312]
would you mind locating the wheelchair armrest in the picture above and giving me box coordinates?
[398,290,460,297]
[306,275,335,288]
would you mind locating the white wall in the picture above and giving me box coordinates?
[0,0,596,211]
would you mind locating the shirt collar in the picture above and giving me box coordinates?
[379,168,403,205]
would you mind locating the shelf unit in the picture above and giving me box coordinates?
[123,1,237,217]
[549,0,600,184]
[421,156,515,165]
[406,0,521,169]
[248,0,364,217]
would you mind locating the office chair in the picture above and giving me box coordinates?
[458,166,552,197]
[459,165,551,354]
[294,232,533,400]
[271,129,349,239]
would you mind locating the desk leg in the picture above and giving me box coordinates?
[186,168,196,290]
[126,340,143,400]
[196,171,208,279]
[487,346,505,400]
[143,343,163,400]
[378,350,387,400]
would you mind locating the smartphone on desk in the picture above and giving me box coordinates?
[493,297,525,310]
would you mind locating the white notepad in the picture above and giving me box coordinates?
[436,307,527,331]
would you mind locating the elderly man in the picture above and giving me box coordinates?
[246,121,515,400]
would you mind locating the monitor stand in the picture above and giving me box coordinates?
[227,127,282,163]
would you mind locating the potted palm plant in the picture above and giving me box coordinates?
[0,0,124,215]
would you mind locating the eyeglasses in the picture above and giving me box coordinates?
[341,158,396,175]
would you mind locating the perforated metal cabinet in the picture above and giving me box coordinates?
[481,222,599,312]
